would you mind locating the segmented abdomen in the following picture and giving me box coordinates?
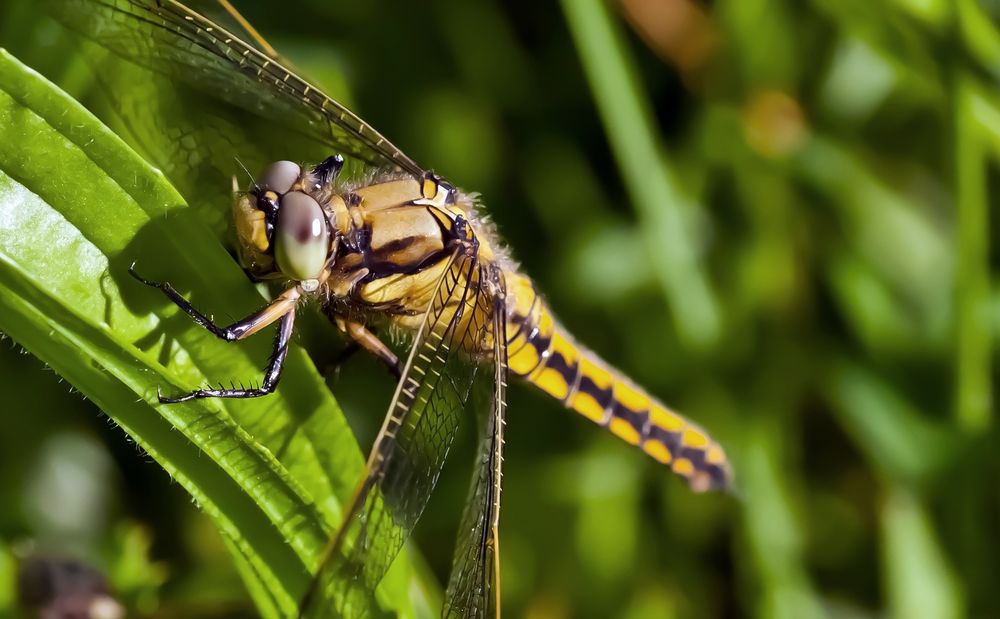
[503,273,731,492]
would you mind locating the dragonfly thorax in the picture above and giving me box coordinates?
[233,156,484,319]
[322,171,477,314]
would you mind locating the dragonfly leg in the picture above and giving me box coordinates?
[335,317,403,380]
[129,265,302,402]
[159,308,296,403]
[129,264,300,341]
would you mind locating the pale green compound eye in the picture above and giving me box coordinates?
[274,191,329,281]
[258,160,301,194]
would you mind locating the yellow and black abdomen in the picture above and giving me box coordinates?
[504,273,731,492]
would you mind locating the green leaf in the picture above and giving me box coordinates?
[0,49,420,617]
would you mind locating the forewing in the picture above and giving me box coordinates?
[42,0,424,175]
[301,251,498,618]
[442,266,508,619]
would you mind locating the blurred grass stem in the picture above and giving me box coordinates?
[560,0,720,350]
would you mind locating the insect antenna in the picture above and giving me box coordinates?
[233,156,259,192]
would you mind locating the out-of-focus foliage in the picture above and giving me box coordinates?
[0,0,995,618]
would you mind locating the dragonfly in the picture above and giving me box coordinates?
[45,1,732,616]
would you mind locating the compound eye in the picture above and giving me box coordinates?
[257,160,301,194]
[274,191,329,281]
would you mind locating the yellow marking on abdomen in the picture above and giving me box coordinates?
[504,274,731,492]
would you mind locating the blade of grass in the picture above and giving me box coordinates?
[741,417,825,619]
[881,486,964,619]
[954,73,992,433]
[824,359,954,484]
[559,0,720,350]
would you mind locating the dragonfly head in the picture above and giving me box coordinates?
[234,160,333,283]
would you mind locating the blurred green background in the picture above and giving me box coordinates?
[0,0,995,617]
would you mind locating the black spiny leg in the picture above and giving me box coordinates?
[128,264,256,342]
[159,310,296,402]
[129,265,300,402]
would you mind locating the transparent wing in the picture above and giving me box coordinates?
[442,266,508,619]
[301,249,499,618]
[42,0,424,176]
